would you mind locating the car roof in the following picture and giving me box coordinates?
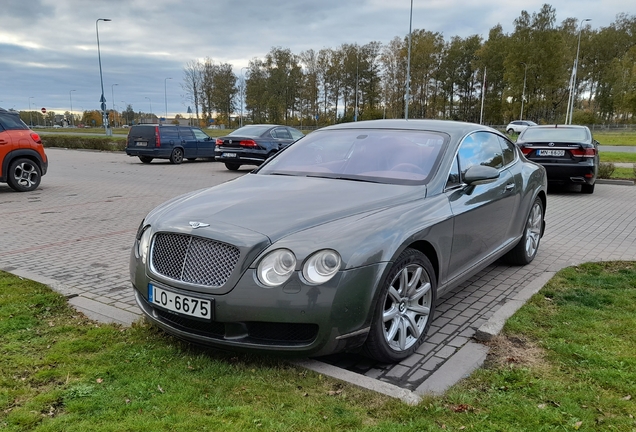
[318,119,499,141]
[0,107,20,117]
[525,124,587,129]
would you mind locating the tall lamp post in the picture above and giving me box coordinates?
[96,18,112,135]
[566,18,591,125]
[240,67,248,128]
[145,97,152,124]
[404,0,413,119]
[111,83,118,127]
[164,77,172,124]
[520,63,528,120]
[69,90,76,126]
[28,96,34,126]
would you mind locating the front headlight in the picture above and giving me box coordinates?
[257,249,297,287]
[137,226,152,264]
[303,250,341,285]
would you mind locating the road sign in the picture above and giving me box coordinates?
[101,102,107,112]
[41,108,47,114]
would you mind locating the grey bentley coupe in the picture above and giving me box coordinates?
[130,119,547,363]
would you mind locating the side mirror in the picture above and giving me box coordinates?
[463,165,500,186]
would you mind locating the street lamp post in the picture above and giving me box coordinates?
[164,77,172,124]
[520,63,528,120]
[111,83,118,127]
[69,90,76,127]
[240,67,248,128]
[96,18,112,135]
[28,96,34,126]
[145,97,152,124]
[404,0,413,119]
[566,18,591,125]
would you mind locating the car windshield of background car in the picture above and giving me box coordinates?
[521,128,588,142]
[228,125,272,137]
[257,129,446,185]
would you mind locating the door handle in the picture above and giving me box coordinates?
[505,183,515,191]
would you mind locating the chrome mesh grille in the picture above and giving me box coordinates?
[151,233,240,287]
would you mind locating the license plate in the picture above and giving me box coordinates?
[222,152,237,158]
[148,284,212,319]
[135,141,148,147]
[537,149,564,156]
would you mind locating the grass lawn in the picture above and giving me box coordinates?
[593,131,636,146]
[599,152,636,164]
[2,263,636,431]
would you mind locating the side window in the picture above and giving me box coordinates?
[192,129,209,140]
[288,128,304,140]
[272,128,292,139]
[179,128,195,140]
[457,132,504,177]
[498,136,517,166]
[160,128,180,141]
[446,156,461,189]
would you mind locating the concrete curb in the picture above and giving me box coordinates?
[293,359,422,405]
[415,342,489,396]
[474,271,556,341]
[3,268,138,326]
[596,179,634,186]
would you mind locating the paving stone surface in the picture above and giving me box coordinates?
[2,148,636,391]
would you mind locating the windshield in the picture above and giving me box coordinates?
[520,127,589,142]
[228,125,272,137]
[257,129,447,185]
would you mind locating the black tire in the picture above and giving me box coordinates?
[139,156,153,164]
[507,128,515,135]
[169,148,184,164]
[503,197,544,265]
[581,183,595,194]
[7,158,41,192]
[225,162,241,171]
[363,248,437,363]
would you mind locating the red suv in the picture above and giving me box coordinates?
[0,108,48,192]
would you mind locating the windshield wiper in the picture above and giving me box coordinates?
[306,174,381,183]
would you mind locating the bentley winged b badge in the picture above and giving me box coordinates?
[189,221,210,229]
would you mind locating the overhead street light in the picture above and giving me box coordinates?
[69,90,76,127]
[145,97,152,123]
[566,18,591,125]
[96,18,112,135]
[28,96,34,126]
[111,84,118,127]
[164,77,172,123]
[404,0,413,120]
[240,66,248,128]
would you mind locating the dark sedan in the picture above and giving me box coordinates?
[131,119,547,363]
[215,124,304,170]
[516,125,599,193]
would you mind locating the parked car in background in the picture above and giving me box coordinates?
[125,124,215,164]
[130,119,547,363]
[506,120,537,134]
[516,124,599,194]
[215,124,304,170]
[0,107,48,192]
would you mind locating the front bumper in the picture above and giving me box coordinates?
[131,261,389,357]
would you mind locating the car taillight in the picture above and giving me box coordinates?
[239,139,257,147]
[519,146,532,155]
[215,138,223,146]
[155,126,160,147]
[30,133,42,144]
[570,148,596,158]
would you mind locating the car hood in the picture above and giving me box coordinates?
[147,173,426,243]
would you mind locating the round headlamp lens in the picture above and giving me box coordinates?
[303,250,341,285]
[257,249,297,287]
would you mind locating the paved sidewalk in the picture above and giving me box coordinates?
[2,148,636,399]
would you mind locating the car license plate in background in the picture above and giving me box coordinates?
[135,141,148,147]
[148,284,212,319]
[537,149,565,156]
[222,152,237,158]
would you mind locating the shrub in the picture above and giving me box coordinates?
[41,135,126,151]
[597,162,615,179]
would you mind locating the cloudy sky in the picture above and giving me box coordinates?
[1,0,633,119]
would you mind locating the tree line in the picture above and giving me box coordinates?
[181,4,635,128]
